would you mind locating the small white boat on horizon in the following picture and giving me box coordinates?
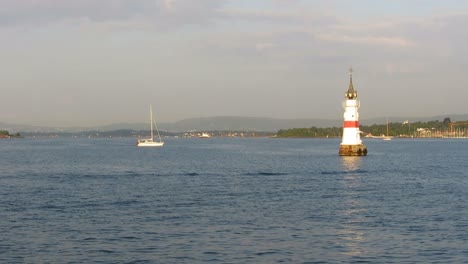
[199,132,211,138]
[137,105,164,147]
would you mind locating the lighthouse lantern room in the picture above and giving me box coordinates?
[339,68,367,156]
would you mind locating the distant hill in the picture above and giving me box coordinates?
[2,114,468,133]
[159,116,341,132]
[0,117,341,133]
[361,114,468,125]
[163,115,468,131]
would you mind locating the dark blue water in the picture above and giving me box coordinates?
[1,137,468,263]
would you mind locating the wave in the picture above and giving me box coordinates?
[243,172,289,176]
[182,172,199,176]
[320,169,368,175]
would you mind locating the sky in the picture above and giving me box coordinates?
[1,0,468,127]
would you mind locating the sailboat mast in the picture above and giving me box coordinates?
[150,105,154,140]
[387,117,389,136]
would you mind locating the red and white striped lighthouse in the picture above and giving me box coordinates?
[339,68,367,156]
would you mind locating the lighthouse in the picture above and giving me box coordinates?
[339,68,367,156]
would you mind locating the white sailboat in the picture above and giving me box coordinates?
[137,105,164,147]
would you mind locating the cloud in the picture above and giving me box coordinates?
[0,0,226,29]
[219,8,338,28]
[1,1,468,125]
[163,0,175,11]
[0,0,146,24]
[255,42,274,51]
[384,62,427,75]
[316,33,415,47]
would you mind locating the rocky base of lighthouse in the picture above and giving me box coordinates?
[339,144,367,156]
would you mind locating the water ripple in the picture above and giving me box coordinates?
[1,138,468,263]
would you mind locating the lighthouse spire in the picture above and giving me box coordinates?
[346,67,357,100]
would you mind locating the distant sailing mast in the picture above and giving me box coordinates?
[383,117,392,140]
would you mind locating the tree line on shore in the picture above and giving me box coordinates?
[276,119,468,138]
[3,118,468,138]
[0,130,21,138]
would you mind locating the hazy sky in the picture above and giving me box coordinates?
[1,0,467,126]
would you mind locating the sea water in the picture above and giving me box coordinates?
[1,137,468,263]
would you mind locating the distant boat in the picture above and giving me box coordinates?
[199,132,211,138]
[137,105,164,147]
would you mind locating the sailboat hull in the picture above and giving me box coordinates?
[137,140,164,147]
